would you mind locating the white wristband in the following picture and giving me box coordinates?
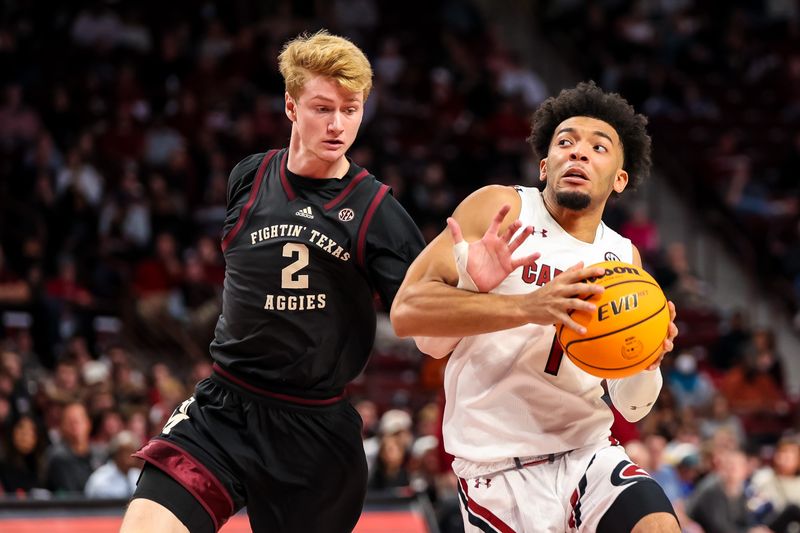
[453,241,479,292]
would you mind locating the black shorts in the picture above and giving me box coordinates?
[132,371,368,532]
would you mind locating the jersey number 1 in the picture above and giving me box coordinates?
[544,333,565,375]
[282,243,309,288]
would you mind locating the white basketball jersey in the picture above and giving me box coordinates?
[443,187,633,464]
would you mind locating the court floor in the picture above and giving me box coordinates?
[0,508,431,532]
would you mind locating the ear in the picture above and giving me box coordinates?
[285,92,296,122]
[613,169,629,194]
[539,159,547,183]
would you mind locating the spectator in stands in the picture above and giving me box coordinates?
[55,147,104,208]
[0,414,48,494]
[662,242,709,309]
[355,399,380,470]
[687,448,771,533]
[667,351,716,411]
[645,433,685,505]
[621,203,660,261]
[408,435,441,503]
[749,328,785,388]
[89,408,124,451]
[750,437,800,532]
[711,310,751,371]
[378,408,414,452]
[699,394,747,448]
[0,83,40,149]
[368,434,411,491]
[85,430,142,498]
[720,348,789,445]
[43,358,83,403]
[0,247,31,305]
[44,401,103,493]
[626,439,703,533]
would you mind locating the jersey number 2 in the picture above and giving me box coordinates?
[282,243,309,289]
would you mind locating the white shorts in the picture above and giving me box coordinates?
[455,441,672,532]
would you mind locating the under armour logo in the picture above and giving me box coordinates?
[531,226,548,238]
[474,478,492,488]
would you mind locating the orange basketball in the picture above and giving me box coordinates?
[557,261,669,379]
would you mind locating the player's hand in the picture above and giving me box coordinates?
[646,301,678,370]
[524,261,606,334]
[448,204,539,293]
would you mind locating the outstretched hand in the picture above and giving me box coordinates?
[448,205,540,293]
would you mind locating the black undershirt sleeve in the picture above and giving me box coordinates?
[364,193,426,310]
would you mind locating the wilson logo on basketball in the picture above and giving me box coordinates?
[338,208,355,221]
[597,293,639,321]
[587,265,640,283]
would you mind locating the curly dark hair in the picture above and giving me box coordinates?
[527,81,652,190]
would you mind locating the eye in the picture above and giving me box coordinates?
[557,138,572,146]
[345,107,358,115]
[317,106,330,113]
[594,145,608,153]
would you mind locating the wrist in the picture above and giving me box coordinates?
[453,241,480,292]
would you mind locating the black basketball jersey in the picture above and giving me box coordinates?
[210,149,425,398]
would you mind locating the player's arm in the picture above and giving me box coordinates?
[364,192,426,309]
[607,244,679,422]
[390,186,606,357]
[223,153,265,232]
[393,185,527,357]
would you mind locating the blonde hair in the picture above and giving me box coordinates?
[278,30,373,101]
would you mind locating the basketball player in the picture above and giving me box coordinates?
[391,82,680,532]
[120,31,425,533]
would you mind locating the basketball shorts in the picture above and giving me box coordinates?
[455,441,675,532]
[132,371,368,533]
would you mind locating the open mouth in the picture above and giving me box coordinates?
[562,167,589,180]
[323,140,344,148]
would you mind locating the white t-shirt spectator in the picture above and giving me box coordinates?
[84,460,141,499]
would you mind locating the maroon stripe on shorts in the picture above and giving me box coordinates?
[212,363,344,405]
[458,477,517,533]
[133,438,233,531]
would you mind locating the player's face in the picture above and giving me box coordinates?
[539,116,628,211]
[285,75,364,164]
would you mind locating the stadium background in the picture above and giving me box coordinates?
[1,0,799,531]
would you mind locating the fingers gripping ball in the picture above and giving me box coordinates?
[557,261,669,379]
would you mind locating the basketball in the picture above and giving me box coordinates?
[557,261,670,379]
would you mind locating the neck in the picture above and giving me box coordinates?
[70,440,89,456]
[542,188,604,243]
[287,128,349,179]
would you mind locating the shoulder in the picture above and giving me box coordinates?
[229,151,273,183]
[451,185,522,239]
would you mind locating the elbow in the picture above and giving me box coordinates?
[618,405,651,423]
[389,301,413,338]
[414,336,455,359]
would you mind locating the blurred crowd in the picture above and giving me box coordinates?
[0,1,799,532]
[538,0,800,325]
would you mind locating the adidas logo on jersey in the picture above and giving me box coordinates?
[295,206,314,219]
